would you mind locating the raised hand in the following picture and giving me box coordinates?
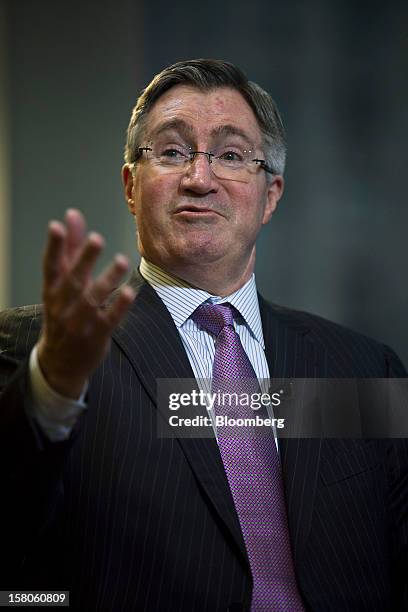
[36,209,135,399]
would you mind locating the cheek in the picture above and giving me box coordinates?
[233,186,265,222]
[133,177,169,223]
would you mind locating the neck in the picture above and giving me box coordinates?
[145,250,256,297]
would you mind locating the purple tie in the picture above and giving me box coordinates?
[192,303,305,612]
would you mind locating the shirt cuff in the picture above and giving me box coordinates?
[28,345,88,441]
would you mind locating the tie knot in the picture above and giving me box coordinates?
[191,303,235,336]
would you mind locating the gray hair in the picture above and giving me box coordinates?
[124,58,287,176]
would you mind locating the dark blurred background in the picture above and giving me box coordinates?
[1,0,407,365]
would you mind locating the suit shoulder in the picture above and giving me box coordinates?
[270,301,374,341]
[0,304,43,359]
[261,299,407,377]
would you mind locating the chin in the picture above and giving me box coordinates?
[176,236,228,262]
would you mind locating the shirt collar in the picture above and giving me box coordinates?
[139,257,265,348]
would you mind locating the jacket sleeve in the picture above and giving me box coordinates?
[0,306,77,585]
[381,344,408,610]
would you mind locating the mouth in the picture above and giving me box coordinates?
[173,205,223,217]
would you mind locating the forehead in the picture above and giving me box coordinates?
[144,84,262,144]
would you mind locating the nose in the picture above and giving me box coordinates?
[179,152,219,195]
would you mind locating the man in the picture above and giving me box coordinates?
[0,59,406,611]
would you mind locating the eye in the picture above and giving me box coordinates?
[217,150,244,163]
[160,148,188,159]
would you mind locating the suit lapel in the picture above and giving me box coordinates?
[112,271,249,568]
[259,295,323,564]
[111,276,325,568]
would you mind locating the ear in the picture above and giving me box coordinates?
[262,175,284,225]
[122,163,136,216]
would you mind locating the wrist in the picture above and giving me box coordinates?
[36,340,87,400]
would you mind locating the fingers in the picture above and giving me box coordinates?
[86,254,130,306]
[67,231,105,291]
[42,209,133,320]
[43,209,87,286]
[43,209,88,291]
[64,208,87,261]
[45,231,105,308]
[104,284,136,329]
[43,220,67,288]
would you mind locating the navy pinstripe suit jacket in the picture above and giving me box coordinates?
[0,271,407,611]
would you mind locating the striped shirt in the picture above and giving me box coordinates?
[139,259,278,444]
[139,258,271,391]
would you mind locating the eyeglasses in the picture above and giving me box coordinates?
[134,142,275,182]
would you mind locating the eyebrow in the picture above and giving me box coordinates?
[210,124,254,145]
[149,119,255,146]
[150,119,194,139]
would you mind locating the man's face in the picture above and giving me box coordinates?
[123,85,283,282]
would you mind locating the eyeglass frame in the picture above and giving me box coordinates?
[134,145,276,176]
